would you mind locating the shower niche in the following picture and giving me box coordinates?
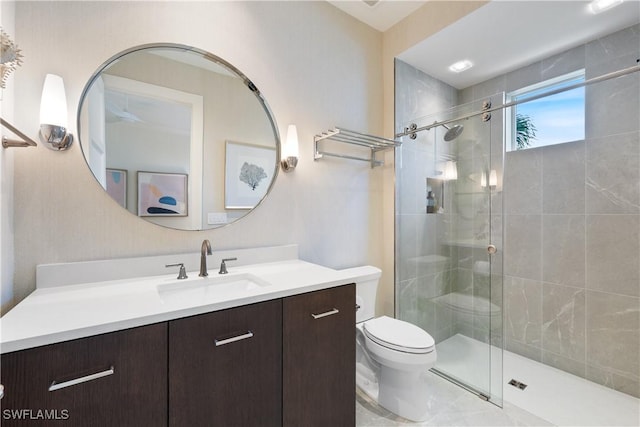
[425,178,441,214]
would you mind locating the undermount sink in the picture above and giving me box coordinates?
[156,273,272,304]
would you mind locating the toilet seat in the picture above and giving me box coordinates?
[363,316,435,354]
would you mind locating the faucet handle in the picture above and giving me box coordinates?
[219,258,237,275]
[166,263,188,280]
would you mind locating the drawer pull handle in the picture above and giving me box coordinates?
[49,366,114,392]
[215,331,254,346]
[311,308,339,319]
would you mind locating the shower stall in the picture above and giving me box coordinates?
[394,22,640,423]
[395,90,505,405]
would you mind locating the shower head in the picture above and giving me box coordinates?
[442,124,464,142]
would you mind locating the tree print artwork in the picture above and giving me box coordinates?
[239,162,267,190]
[225,141,275,209]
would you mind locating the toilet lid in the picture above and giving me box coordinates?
[363,316,435,354]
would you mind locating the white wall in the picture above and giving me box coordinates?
[1,1,16,314]
[6,1,385,311]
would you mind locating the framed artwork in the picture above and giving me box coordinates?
[225,141,276,209]
[137,171,188,216]
[106,168,127,208]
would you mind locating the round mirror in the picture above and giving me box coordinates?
[78,44,280,230]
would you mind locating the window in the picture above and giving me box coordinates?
[507,70,585,151]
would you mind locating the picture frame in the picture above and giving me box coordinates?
[105,168,127,209]
[225,140,276,209]
[137,171,188,217]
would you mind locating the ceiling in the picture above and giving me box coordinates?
[327,0,426,32]
[105,90,191,135]
[331,0,640,89]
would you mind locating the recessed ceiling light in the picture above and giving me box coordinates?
[588,0,624,14]
[448,60,473,73]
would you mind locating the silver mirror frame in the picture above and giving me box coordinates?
[77,43,281,231]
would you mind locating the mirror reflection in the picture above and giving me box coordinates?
[78,44,279,231]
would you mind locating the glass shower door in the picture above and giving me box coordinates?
[395,94,504,404]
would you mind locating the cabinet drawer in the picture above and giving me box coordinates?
[169,299,282,427]
[0,323,167,427]
[283,284,356,427]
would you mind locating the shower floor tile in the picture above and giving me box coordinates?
[359,333,640,426]
[356,371,552,427]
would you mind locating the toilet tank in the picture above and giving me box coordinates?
[338,266,381,323]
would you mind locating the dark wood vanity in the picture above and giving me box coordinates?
[0,284,355,427]
[1,323,167,426]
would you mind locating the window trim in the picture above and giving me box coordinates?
[506,69,586,151]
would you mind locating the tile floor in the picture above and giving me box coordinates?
[356,371,553,427]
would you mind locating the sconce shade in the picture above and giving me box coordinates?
[40,74,68,128]
[443,161,458,180]
[481,169,498,188]
[283,124,299,158]
[489,169,498,187]
[39,74,73,150]
[281,124,299,172]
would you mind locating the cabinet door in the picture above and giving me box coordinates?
[283,284,356,427]
[0,323,167,427]
[169,299,282,427]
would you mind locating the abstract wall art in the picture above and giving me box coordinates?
[137,171,188,216]
[106,168,127,208]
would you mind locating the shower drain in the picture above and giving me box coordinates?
[508,379,528,390]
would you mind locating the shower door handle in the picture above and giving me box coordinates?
[487,244,497,254]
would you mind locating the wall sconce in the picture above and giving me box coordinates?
[280,124,299,172]
[39,74,73,150]
[432,161,457,214]
[481,169,498,189]
[443,161,458,180]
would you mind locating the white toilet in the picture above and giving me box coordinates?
[345,266,437,422]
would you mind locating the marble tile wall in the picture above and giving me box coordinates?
[396,24,640,399]
[491,24,639,398]
[394,59,459,343]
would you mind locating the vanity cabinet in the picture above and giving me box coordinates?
[1,283,355,427]
[0,323,167,427]
[283,284,356,427]
[168,299,282,427]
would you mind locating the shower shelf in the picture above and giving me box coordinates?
[313,127,401,168]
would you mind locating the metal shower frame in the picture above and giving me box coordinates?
[395,63,640,140]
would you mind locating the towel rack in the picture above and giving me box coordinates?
[1,117,37,148]
[313,127,401,168]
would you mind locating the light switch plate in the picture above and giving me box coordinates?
[207,212,228,225]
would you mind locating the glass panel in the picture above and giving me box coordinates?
[395,93,504,405]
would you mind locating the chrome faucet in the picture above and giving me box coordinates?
[166,263,188,280]
[218,257,237,275]
[199,239,212,277]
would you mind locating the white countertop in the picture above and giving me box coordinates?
[1,258,380,354]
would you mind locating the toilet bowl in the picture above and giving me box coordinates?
[343,266,437,422]
[362,316,436,371]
